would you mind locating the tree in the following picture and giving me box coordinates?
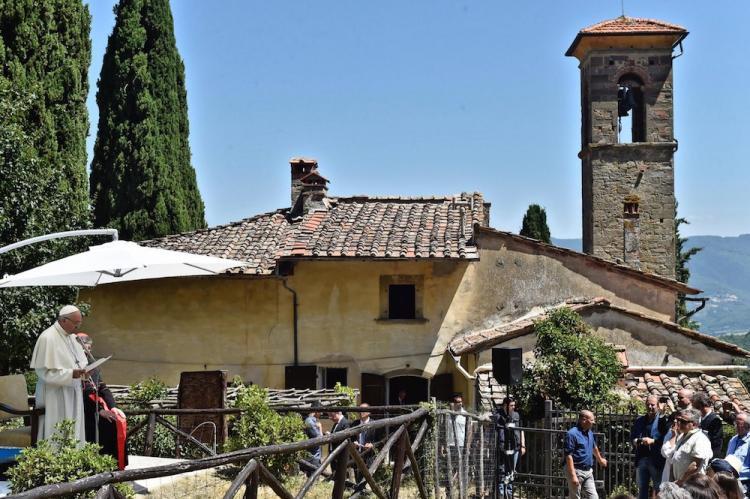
[520,204,551,243]
[675,201,702,328]
[90,0,206,241]
[511,307,622,417]
[0,0,91,375]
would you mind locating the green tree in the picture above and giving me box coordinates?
[511,307,622,417]
[90,0,206,241]
[675,201,702,328]
[0,0,91,374]
[519,204,551,243]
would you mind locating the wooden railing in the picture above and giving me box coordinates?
[7,407,430,499]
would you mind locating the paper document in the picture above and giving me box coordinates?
[85,355,112,373]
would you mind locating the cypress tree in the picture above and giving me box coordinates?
[90,0,206,241]
[520,204,551,243]
[0,0,91,374]
[675,201,702,328]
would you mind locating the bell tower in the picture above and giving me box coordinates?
[567,17,688,279]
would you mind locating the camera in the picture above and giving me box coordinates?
[659,396,669,403]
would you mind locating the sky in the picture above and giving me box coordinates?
[84,1,750,239]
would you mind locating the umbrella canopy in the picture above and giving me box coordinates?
[0,240,249,287]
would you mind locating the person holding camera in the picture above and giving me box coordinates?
[631,395,670,499]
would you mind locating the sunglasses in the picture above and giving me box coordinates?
[676,418,691,424]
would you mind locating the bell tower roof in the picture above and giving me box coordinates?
[566,16,688,60]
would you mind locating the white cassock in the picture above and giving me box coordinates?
[29,321,88,444]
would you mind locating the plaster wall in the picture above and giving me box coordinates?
[81,259,468,388]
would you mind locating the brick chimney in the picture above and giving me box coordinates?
[289,157,329,215]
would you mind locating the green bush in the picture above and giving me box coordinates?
[511,307,622,417]
[8,420,133,498]
[228,383,305,477]
[126,377,177,457]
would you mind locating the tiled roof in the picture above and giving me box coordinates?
[141,192,487,275]
[449,298,749,357]
[475,366,750,413]
[623,371,750,413]
[566,16,689,58]
[579,16,687,35]
[476,226,701,295]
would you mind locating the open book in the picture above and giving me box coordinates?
[85,355,112,373]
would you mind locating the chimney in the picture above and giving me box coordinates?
[289,157,330,216]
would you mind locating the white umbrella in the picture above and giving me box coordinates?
[0,240,248,287]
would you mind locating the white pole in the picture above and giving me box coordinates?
[0,229,118,255]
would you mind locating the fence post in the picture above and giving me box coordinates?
[332,444,349,499]
[243,466,259,499]
[144,412,157,457]
[544,399,553,496]
[432,398,440,499]
[390,430,408,499]
[478,420,484,498]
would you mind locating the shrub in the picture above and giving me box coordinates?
[511,307,622,417]
[8,420,133,498]
[126,377,177,457]
[228,383,305,477]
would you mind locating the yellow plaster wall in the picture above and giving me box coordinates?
[81,260,468,389]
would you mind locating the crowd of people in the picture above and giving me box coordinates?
[566,390,748,499]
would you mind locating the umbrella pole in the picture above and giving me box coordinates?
[0,228,118,255]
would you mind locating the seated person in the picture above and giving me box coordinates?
[76,333,127,469]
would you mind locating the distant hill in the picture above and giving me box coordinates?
[551,235,750,335]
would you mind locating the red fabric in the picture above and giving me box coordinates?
[88,393,128,470]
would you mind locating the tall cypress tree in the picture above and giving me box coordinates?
[520,204,551,243]
[90,0,206,241]
[0,0,91,374]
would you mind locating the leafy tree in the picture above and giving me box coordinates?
[8,420,133,498]
[0,0,92,228]
[0,78,87,374]
[675,202,702,328]
[228,383,305,477]
[511,307,622,417]
[90,0,206,241]
[519,204,551,243]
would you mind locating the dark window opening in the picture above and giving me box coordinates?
[388,284,416,319]
[322,368,347,389]
[618,75,646,143]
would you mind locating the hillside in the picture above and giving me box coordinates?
[551,235,750,335]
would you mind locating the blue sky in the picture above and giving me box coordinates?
[85,1,749,239]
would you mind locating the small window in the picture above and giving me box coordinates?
[379,275,424,321]
[624,201,639,215]
[389,284,416,319]
[320,367,347,389]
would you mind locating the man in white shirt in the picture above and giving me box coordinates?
[29,305,89,444]
[671,409,713,485]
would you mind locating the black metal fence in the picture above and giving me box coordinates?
[435,401,639,499]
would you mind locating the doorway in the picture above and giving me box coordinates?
[388,376,428,404]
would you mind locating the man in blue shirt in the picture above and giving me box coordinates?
[303,410,322,474]
[564,410,607,499]
[726,411,750,495]
[631,395,669,499]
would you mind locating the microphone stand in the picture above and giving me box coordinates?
[78,339,100,446]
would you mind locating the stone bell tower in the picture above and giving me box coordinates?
[567,17,688,279]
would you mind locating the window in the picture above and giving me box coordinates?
[320,367,347,389]
[388,284,416,319]
[378,275,425,321]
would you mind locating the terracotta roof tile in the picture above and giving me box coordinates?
[579,16,687,35]
[142,193,486,275]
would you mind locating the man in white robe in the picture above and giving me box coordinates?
[30,305,89,444]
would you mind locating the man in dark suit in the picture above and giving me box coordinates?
[327,411,351,473]
[692,391,724,458]
[351,403,381,464]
